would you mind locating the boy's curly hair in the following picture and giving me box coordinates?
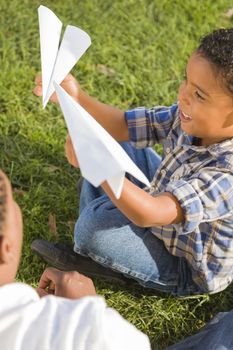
[0,174,7,237]
[197,28,233,95]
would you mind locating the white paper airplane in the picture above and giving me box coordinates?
[38,5,91,108]
[54,82,151,199]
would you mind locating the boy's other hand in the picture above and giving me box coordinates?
[33,74,80,104]
[65,134,79,168]
[37,267,96,299]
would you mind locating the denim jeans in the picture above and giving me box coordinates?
[74,142,200,296]
[166,311,233,349]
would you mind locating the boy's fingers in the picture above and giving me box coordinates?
[35,76,42,85]
[35,74,75,86]
[65,136,79,167]
[35,74,73,85]
[33,86,42,96]
[62,73,74,83]
[49,91,58,102]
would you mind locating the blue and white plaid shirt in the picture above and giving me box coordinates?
[125,103,233,294]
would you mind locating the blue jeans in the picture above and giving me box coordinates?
[74,142,200,296]
[166,311,233,349]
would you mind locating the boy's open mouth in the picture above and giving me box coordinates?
[179,110,192,122]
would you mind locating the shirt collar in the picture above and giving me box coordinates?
[179,127,233,156]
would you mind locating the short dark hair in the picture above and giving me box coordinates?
[197,28,233,95]
[0,174,7,236]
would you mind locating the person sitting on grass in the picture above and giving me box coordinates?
[2,173,233,350]
[0,169,151,349]
[33,28,233,296]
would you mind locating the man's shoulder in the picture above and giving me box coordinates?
[0,282,39,304]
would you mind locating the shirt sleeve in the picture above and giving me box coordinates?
[16,295,151,350]
[125,103,178,148]
[164,169,233,234]
[101,307,151,350]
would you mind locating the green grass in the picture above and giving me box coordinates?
[0,0,233,348]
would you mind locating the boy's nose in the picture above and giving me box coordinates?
[178,84,191,106]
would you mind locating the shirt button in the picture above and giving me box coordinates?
[166,147,170,154]
[161,169,166,176]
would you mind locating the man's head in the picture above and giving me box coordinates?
[178,28,233,146]
[0,171,23,286]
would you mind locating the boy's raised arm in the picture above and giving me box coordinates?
[78,88,129,142]
[34,74,129,141]
[34,74,183,227]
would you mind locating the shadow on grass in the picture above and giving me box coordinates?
[2,131,233,349]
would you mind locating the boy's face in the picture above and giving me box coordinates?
[178,52,233,145]
[0,174,23,285]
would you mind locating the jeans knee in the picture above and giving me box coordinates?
[74,211,94,250]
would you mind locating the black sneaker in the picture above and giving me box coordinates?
[31,239,128,284]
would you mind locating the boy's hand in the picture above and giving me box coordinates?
[37,267,96,299]
[33,74,80,104]
[65,134,79,168]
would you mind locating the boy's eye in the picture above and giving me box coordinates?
[195,90,205,101]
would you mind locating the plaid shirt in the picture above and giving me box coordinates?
[125,103,233,294]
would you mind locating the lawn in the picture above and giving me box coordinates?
[0,0,233,348]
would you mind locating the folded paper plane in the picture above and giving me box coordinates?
[54,83,151,198]
[38,6,91,108]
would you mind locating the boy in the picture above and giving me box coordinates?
[33,28,233,296]
[0,170,150,349]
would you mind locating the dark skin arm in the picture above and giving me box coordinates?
[34,74,184,227]
[101,179,183,227]
[64,137,183,226]
[34,75,129,141]
[37,267,96,299]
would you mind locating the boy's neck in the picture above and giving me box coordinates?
[200,136,231,146]
[192,136,233,147]
[192,137,201,146]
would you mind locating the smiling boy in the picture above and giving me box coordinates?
[179,51,233,145]
[34,28,233,296]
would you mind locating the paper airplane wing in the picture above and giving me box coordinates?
[107,171,125,199]
[38,6,91,108]
[44,25,91,108]
[38,5,62,108]
[54,82,150,198]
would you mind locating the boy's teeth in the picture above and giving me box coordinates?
[183,112,192,120]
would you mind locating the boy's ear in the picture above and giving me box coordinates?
[0,236,14,264]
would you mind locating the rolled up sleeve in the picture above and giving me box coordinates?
[125,104,178,148]
[165,170,233,235]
